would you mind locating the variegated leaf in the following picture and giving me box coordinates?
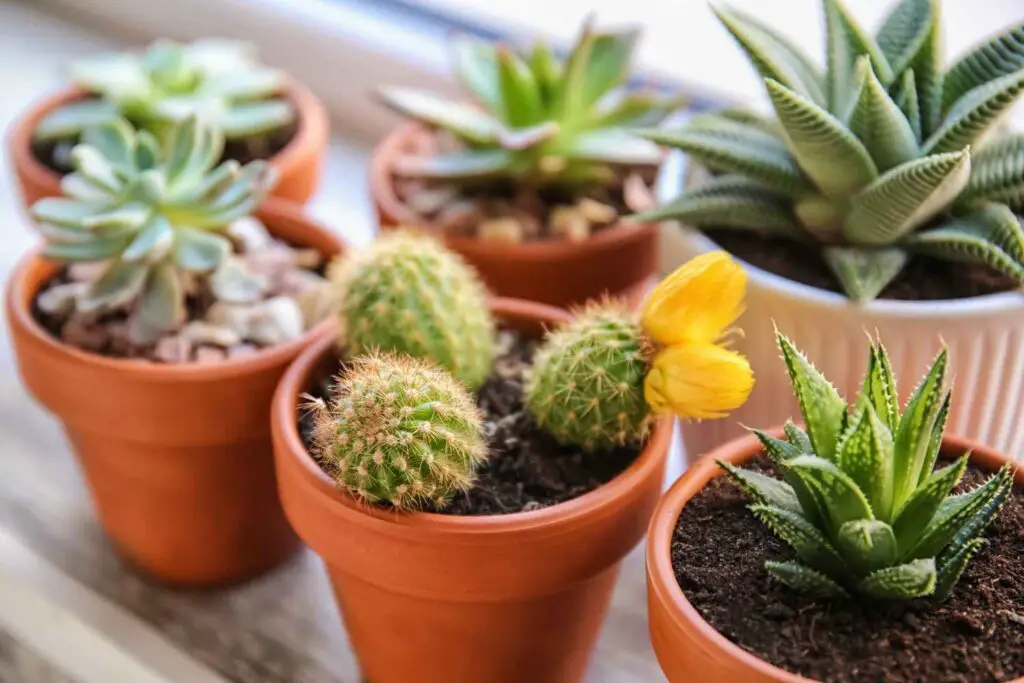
[942,21,1024,112]
[451,35,501,112]
[81,202,152,231]
[59,173,118,203]
[907,223,1024,282]
[33,198,104,228]
[924,69,1024,155]
[81,118,136,176]
[70,145,123,194]
[719,462,802,512]
[875,0,936,75]
[836,404,895,518]
[765,78,878,199]
[776,332,849,461]
[848,57,919,171]
[843,149,971,245]
[934,537,984,601]
[137,263,185,333]
[42,236,129,262]
[836,519,898,573]
[751,504,849,577]
[122,215,174,263]
[856,342,899,430]
[893,348,948,506]
[961,134,1024,211]
[784,455,875,533]
[377,87,502,144]
[765,560,849,598]
[78,260,148,312]
[393,149,516,180]
[859,558,936,599]
[918,391,952,487]
[784,421,814,454]
[753,428,804,462]
[823,246,908,302]
[893,455,969,555]
[824,0,894,114]
[33,100,120,141]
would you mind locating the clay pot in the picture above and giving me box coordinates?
[370,124,660,308]
[6,200,343,587]
[7,79,329,210]
[272,299,674,683]
[646,430,1024,683]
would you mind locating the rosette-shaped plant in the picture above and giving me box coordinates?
[32,115,275,339]
[35,39,294,143]
[641,0,1024,301]
[723,334,1014,600]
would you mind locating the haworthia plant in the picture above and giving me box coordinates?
[639,0,1024,301]
[722,333,1014,601]
[377,19,678,187]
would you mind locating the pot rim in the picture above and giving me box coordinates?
[7,78,325,199]
[370,122,660,259]
[272,297,675,534]
[646,427,1024,683]
[5,198,343,382]
[658,150,1024,318]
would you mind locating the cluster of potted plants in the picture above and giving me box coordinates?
[2,1,1022,682]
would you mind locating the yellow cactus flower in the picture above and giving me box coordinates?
[644,343,754,419]
[641,251,747,346]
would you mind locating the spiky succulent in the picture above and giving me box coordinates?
[722,333,1014,601]
[35,39,294,144]
[526,301,651,452]
[310,352,488,510]
[640,0,1024,301]
[32,115,275,340]
[330,232,495,390]
[377,20,676,187]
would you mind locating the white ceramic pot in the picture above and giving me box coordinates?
[657,151,1024,464]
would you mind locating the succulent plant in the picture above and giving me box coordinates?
[640,0,1024,301]
[310,352,488,510]
[525,301,652,452]
[329,231,496,390]
[35,39,294,144]
[32,115,275,340]
[722,332,1014,601]
[377,19,677,188]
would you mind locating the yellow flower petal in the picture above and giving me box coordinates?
[644,343,754,419]
[641,251,747,346]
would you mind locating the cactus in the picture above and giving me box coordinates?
[525,301,652,452]
[330,232,495,390]
[311,352,488,509]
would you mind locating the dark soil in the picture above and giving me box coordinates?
[706,229,1019,301]
[672,454,1024,683]
[299,332,644,516]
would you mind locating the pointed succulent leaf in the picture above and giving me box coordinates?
[719,462,802,512]
[80,118,137,176]
[561,25,639,122]
[824,246,908,302]
[765,560,849,598]
[785,456,875,533]
[496,47,543,127]
[856,342,899,430]
[173,228,231,272]
[81,202,152,231]
[836,519,899,572]
[848,57,919,171]
[784,422,814,454]
[777,332,848,460]
[894,69,923,141]
[70,145,123,194]
[753,428,805,463]
[918,391,951,487]
[766,79,878,199]
[136,263,185,333]
[165,115,224,187]
[451,35,501,111]
[908,5,942,136]
[859,558,936,599]
[934,537,984,602]
[823,0,894,113]
[34,100,121,141]
[528,41,561,106]
[589,90,680,128]
[893,348,948,505]
[134,131,160,172]
[751,504,849,576]
[945,202,1024,262]
[562,130,661,165]
[906,224,1024,282]
[122,215,174,263]
[836,404,895,518]
[893,455,969,554]
[925,69,1024,155]
[941,466,1014,552]
[942,22,1024,112]
[78,260,149,312]
[753,429,827,526]
[961,134,1024,210]
[393,149,516,181]
[875,0,936,75]
[843,149,972,245]
[497,122,560,151]
[377,87,501,145]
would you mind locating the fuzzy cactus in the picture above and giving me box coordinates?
[330,232,495,390]
[526,301,652,452]
[311,353,488,509]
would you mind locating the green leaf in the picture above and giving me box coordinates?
[719,462,802,512]
[765,560,849,598]
[784,422,814,454]
[893,455,969,555]
[918,391,951,487]
[81,202,152,231]
[859,558,936,599]
[392,149,515,180]
[856,342,899,430]
[924,69,1024,155]
[496,47,543,127]
[70,145,123,194]
[33,100,120,141]
[911,466,1012,560]
[766,78,878,199]
[961,134,1024,210]
[934,537,984,602]
[875,0,936,75]
[848,57,919,172]
[220,100,294,138]
[560,25,639,123]
[751,504,849,576]
[907,221,1024,282]
[122,215,174,263]
[377,87,501,145]
[948,203,1024,262]
[78,260,148,312]
[173,228,230,272]
[165,115,224,187]
[942,22,1024,112]
[42,235,129,262]
[937,466,1014,553]
[711,6,826,105]
[202,67,283,101]
[32,198,102,228]
[776,332,848,461]
[528,41,561,107]
[907,4,942,136]
[836,404,895,518]
[589,90,680,128]
[823,0,894,113]
[893,348,948,506]
[137,263,185,333]
[843,149,972,245]
[451,35,501,111]
[59,173,117,203]
[753,429,805,462]
[894,69,922,141]
[561,130,661,165]
[823,246,908,302]
[784,455,875,533]
[836,519,898,572]
[134,131,160,172]
[80,118,136,176]
[753,429,826,526]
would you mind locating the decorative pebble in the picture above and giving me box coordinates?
[36,282,86,316]
[194,346,227,364]
[152,336,193,364]
[179,322,242,348]
[477,217,524,243]
[549,206,591,243]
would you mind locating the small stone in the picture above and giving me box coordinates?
[228,344,259,359]
[36,282,87,316]
[477,217,524,243]
[576,198,618,224]
[406,185,458,216]
[623,172,656,213]
[243,245,296,289]
[67,262,108,283]
[152,336,193,364]
[194,346,227,364]
[296,281,336,329]
[436,200,483,235]
[211,258,267,304]
[205,302,253,336]
[106,321,134,356]
[246,297,304,345]
[180,322,242,348]
[292,249,323,270]
[762,603,796,621]
[277,269,327,297]
[227,216,273,252]
[61,316,108,352]
[549,206,591,243]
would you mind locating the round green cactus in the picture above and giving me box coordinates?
[311,353,488,510]
[525,301,652,452]
[330,231,495,390]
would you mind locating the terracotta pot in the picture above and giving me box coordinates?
[646,429,1024,683]
[6,200,343,586]
[370,123,660,308]
[7,79,329,210]
[272,299,674,683]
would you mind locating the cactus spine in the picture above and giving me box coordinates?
[526,301,652,452]
[311,353,487,510]
[330,232,495,390]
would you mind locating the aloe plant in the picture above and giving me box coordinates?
[640,0,1024,301]
[32,115,275,341]
[723,333,1014,600]
[35,39,294,144]
[377,19,677,187]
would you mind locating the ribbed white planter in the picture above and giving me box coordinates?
[657,151,1024,464]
